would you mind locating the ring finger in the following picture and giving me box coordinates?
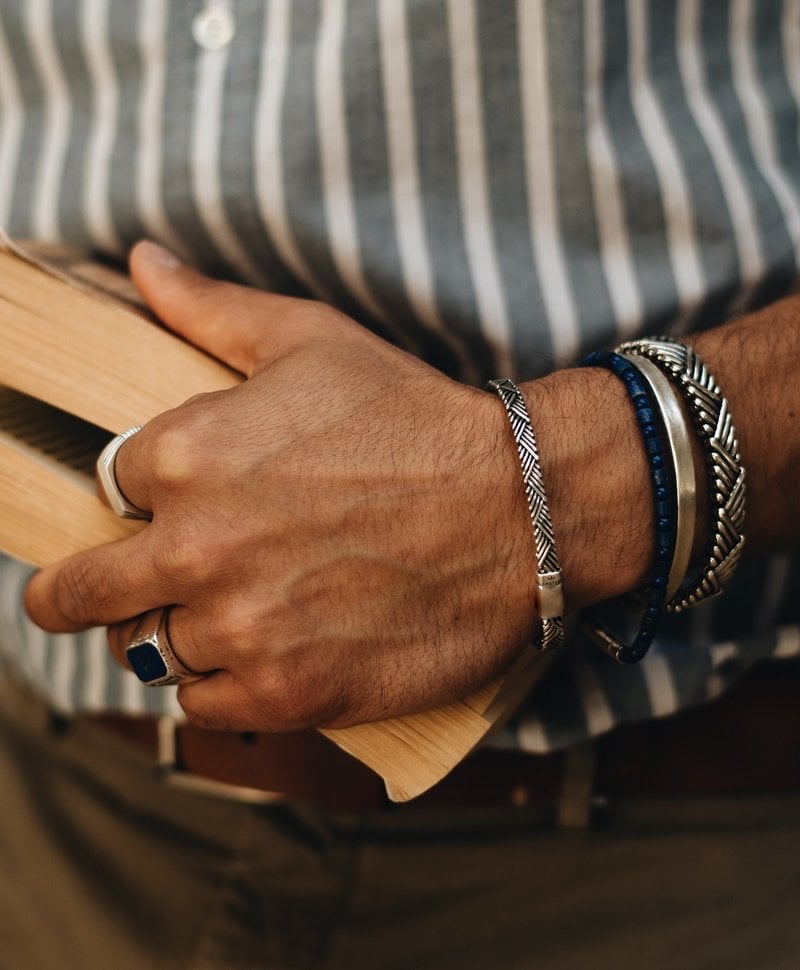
[107,605,214,683]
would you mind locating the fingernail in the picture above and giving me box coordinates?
[136,239,182,270]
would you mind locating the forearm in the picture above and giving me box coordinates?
[691,297,800,557]
[512,295,800,617]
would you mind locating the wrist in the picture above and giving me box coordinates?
[515,368,656,614]
[689,298,800,555]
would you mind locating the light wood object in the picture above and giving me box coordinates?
[0,237,548,801]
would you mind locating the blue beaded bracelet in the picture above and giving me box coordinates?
[578,350,677,664]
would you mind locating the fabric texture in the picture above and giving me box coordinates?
[0,0,799,749]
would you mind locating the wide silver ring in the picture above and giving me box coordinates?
[96,426,152,520]
[125,608,204,687]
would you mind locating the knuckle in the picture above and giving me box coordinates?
[215,597,263,652]
[258,660,344,730]
[152,521,219,585]
[52,559,107,625]
[263,299,340,356]
[146,393,220,493]
[148,420,200,491]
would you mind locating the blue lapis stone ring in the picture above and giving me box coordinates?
[126,608,205,687]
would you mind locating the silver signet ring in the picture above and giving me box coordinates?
[126,608,204,687]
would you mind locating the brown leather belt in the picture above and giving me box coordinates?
[84,661,800,814]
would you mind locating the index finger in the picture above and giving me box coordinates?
[24,526,174,632]
[107,387,235,518]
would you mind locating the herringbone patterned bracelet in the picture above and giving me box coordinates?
[487,379,565,651]
[618,337,746,612]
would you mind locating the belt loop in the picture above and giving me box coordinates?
[557,740,596,829]
[156,715,284,804]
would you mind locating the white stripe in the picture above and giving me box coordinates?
[517,714,550,754]
[24,624,50,688]
[0,560,48,683]
[640,650,678,717]
[0,17,23,230]
[80,0,121,253]
[378,6,444,335]
[447,0,513,376]
[628,0,705,322]
[80,629,109,711]
[573,657,615,735]
[584,0,642,339]
[121,663,147,713]
[378,0,478,382]
[50,633,78,712]
[253,0,325,296]
[773,625,800,659]
[316,0,387,324]
[676,0,763,302]
[731,0,800,264]
[708,639,739,665]
[191,44,266,284]
[0,561,30,662]
[25,0,71,240]
[640,651,679,717]
[518,0,579,363]
[783,0,800,113]
[136,0,188,258]
[164,686,184,718]
[705,639,738,698]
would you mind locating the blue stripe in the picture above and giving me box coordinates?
[105,0,150,249]
[646,2,742,330]
[159,2,231,275]
[602,0,682,332]
[701,2,796,308]
[2,8,49,237]
[218,1,301,291]
[409,0,497,382]
[546,0,617,361]
[341,2,465,376]
[477,2,554,376]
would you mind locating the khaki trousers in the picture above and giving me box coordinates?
[1,674,799,970]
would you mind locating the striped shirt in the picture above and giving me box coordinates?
[0,0,798,751]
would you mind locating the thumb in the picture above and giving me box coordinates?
[129,240,294,375]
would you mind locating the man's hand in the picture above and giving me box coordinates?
[24,242,547,732]
[28,243,796,734]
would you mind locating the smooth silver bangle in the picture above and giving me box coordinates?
[619,353,697,602]
[487,378,565,651]
[619,337,746,611]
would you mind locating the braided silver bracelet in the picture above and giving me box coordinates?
[618,337,746,611]
[487,378,565,651]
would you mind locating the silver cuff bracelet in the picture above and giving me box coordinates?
[619,337,746,612]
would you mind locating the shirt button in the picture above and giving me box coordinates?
[192,3,236,51]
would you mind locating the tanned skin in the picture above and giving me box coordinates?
[24,241,800,733]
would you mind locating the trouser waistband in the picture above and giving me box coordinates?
[70,660,800,817]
